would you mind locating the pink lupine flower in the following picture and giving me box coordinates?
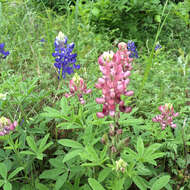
[0,117,18,136]
[95,42,134,118]
[152,103,179,130]
[65,73,91,104]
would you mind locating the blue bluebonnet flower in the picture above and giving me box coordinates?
[127,41,138,58]
[155,44,162,51]
[0,43,9,59]
[52,32,79,79]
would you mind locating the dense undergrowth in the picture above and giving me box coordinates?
[0,0,190,190]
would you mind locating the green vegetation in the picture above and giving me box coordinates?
[0,0,189,189]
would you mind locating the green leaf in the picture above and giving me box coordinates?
[92,7,100,17]
[35,182,49,190]
[55,172,68,190]
[62,149,82,163]
[0,180,4,187]
[20,151,35,155]
[39,169,64,180]
[132,175,148,190]
[0,163,7,179]
[36,153,43,160]
[39,134,50,152]
[26,136,37,152]
[58,139,83,149]
[154,15,161,23]
[144,144,161,156]
[88,178,105,190]
[39,142,53,153]
[57,122,83,130]
[98,168,112,182]
[8,167,24,180]
[137,137,144,158]
[151,175,170,190]
[3,182,12,190]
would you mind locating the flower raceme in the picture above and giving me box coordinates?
[52,32,80,79]
[152,103,179,130]
[95,42,134,118]
[0,117,18,136]
[65,73,92,104]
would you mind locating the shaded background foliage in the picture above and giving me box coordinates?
[31,0,190,52]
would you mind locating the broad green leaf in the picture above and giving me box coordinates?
[151,175,170,190]
[137,137,144,158]
[0,163,7,179]
[55,172,68,190]
[39,169,63,180]
[3,182,12,190]
[98,168,112,182]
[8,167,24,180]
[58,139,83,149]
[132,175,148,190]
[62,149,82,163]
[26,136,37,152]
[88,178,105,190]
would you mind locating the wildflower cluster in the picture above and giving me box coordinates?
[65,73,92,104]
[0,43,9,59]
[52,32,80,79]
[152,103,179,130]
[127,41,138,58]
[0,117,17,136]
[95,42,134,118]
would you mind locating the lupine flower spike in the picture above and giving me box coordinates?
[52,32,80,79]
[127,41,138,58]
[0,43,9,59]
[65,73,92,104]
[0,117,18,136]
[152,103,179,130]
[95,42,134,118]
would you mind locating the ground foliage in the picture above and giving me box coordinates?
[0,0,190,190]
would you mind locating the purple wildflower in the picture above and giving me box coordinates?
[52,32,79,79]
[127,41,138,58]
